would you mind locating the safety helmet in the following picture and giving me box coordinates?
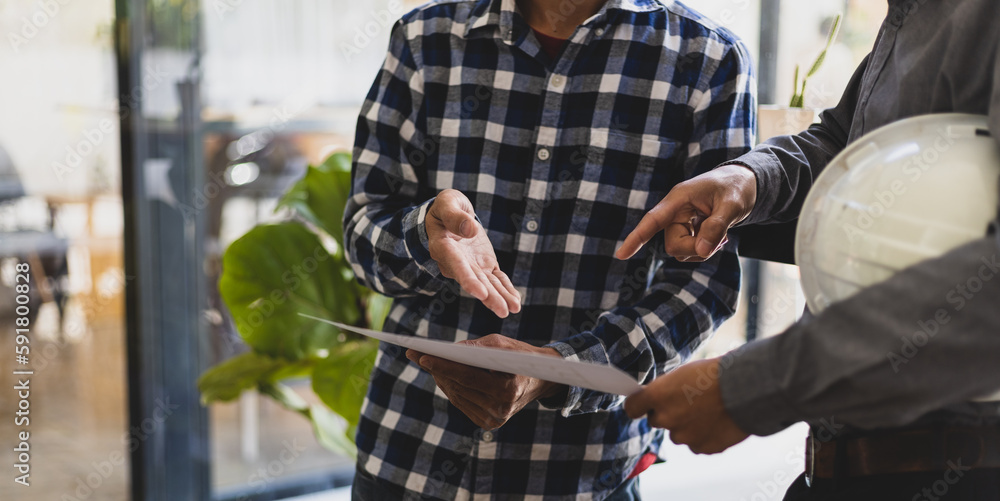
[795,114,1000,401]
[797,113,1000,312]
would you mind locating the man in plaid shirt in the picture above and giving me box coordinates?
[344,0,755,498]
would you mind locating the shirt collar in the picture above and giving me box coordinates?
[609,0,665,13]
[464,0,664,39]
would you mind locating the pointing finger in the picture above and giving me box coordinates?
[616,193,687,260]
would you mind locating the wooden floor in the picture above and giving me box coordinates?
[0,313,129,501]
[0,299,352,501]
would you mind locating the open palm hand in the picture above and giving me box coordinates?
[427,189,521,318]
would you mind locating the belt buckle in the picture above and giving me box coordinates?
[805,430,816,488]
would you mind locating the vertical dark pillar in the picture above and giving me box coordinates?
[758,0,781,106]
[116,0,211,498]
[745,0,781,342]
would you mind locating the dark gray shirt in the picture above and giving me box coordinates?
[719,0,1000,437]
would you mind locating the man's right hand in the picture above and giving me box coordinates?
[615,164,757,263]
[427,189,521,318]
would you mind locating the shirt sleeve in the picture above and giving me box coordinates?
[719,237,1000,436]
[729,55,870,226]
[542,41,754,416]
[718,46,1000,437]
[343,21,448,298]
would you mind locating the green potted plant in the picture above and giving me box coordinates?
[197,152,390,457]
[758,14,842,141]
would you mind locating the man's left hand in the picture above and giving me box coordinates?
[624,358,750,454]
[406,334,565,430]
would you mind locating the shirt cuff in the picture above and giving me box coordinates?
[718,149,785,226]
[718,334,803,437]
[541,333,614,416]
[401,197,443,278]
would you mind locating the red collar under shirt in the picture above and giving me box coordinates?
[533,29,568,59]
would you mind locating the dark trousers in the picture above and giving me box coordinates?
[783,469,1000,501]
[351,467,641,501]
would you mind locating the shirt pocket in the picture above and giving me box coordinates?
[571,128,683,240]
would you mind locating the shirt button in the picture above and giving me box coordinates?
[537,147,550,161]
[481,431,494,442]
[525,220,539,232]
[551,75,565,89]
[594,27,605,37]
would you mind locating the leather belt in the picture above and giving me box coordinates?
[806,425,1000,481]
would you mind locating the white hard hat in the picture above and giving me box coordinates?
[795,114,1000,401]
[796,113,1000,313]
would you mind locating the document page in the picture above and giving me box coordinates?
[299,313,643,396]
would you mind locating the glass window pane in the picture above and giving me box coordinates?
[686,0,762,59]
[0,2,128,500]
[773,0,886,109]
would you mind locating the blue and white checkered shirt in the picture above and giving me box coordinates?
[344,0,755,498]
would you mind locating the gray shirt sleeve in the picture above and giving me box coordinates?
[719,237,1000,436]
[735,56,868,225]
[718,48,1000,437]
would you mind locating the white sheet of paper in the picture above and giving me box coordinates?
[298,313,643,396]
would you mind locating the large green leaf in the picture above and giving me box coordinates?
[312,340,379,431]
[220,222,360,360]
[366,293,393,332]
[261,381,358,458]
[260,381,310,412]
[197,352,286,403]
[264,359,314,383]
[276,152,353,249]
[307,403,358,458]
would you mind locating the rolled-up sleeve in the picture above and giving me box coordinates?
[344,21,449,298]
